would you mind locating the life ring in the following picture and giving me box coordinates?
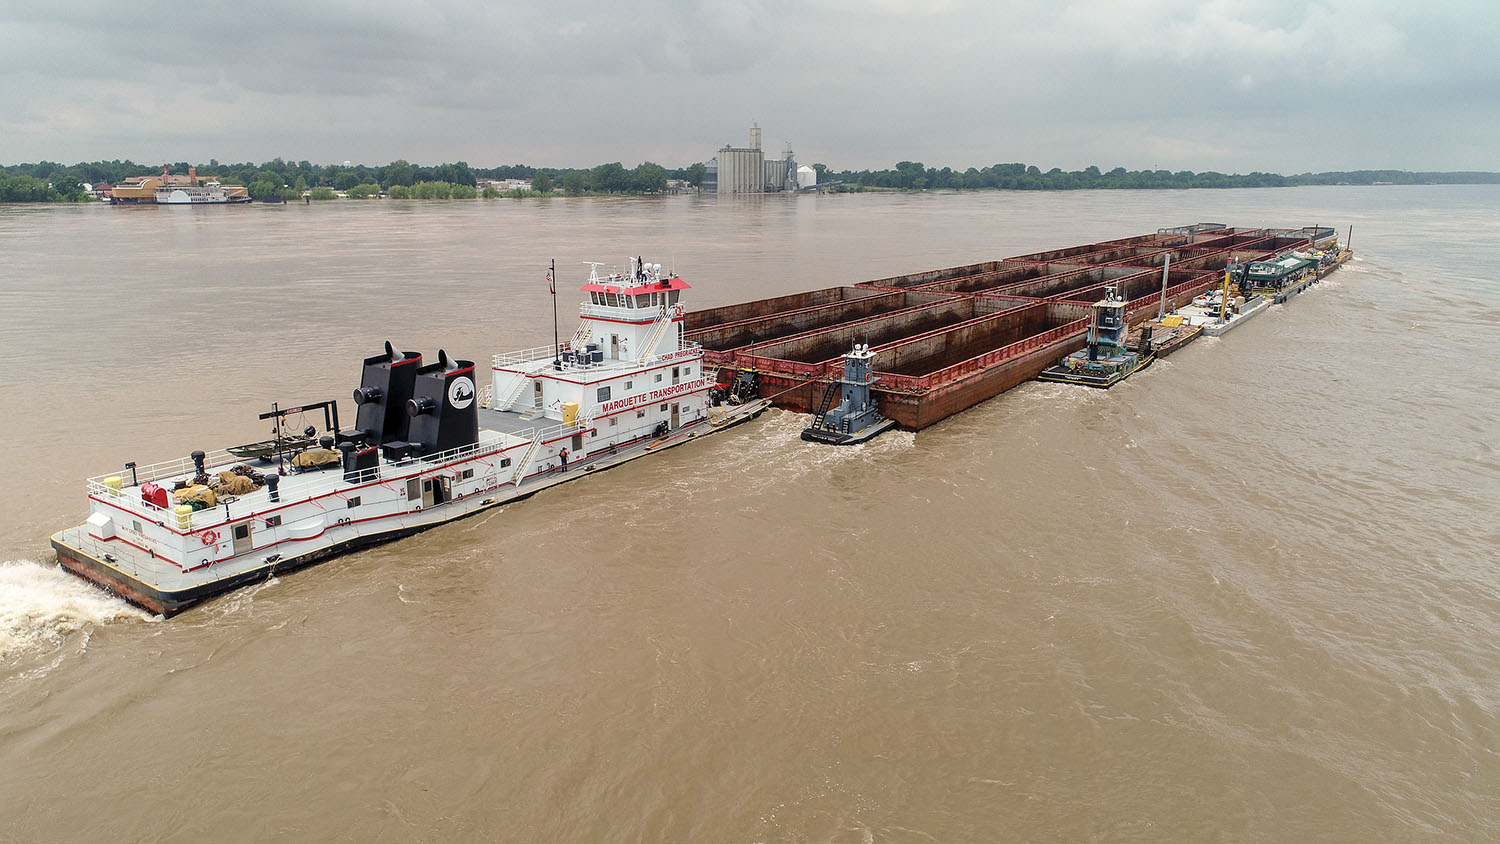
[201,530,220,546]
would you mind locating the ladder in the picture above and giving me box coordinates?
[511,431,544,486]
[477,384,493,409]
[810,381,841,429]
[495,374,532,412]
[571,320,593,350]
[639,314,673,361]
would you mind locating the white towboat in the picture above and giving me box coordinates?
[52,259,769,615]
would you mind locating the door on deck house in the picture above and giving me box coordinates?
[670,402,680,430]
[231,521,253,556]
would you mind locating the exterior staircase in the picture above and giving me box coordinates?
[495,375,532,412]
[572,320,594,350]
[639,314,673,361]
[511,431,544,485]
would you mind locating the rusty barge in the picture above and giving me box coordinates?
[694,224,1351,430]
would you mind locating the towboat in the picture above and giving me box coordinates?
[1037,285,1154,389]
[52,258,770,616]
[801,344,896,445]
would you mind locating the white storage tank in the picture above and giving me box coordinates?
[796,165,817,189]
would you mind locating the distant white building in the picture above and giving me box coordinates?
[796,165,817,190]
[478,178,533,192]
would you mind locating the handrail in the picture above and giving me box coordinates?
[512,431,544,485]
[637,313,674,361]
[85,429,556,530]
[493,344,569,368]
[876,317,1091,392]
[1125,276,1218,320]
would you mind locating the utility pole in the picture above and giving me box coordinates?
[549,259,560,370]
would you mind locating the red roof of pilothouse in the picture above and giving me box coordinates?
[580,276,692,296]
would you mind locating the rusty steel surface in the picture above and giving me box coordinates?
[698,226,1323,429]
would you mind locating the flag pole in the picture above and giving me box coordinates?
[550,258,561,370]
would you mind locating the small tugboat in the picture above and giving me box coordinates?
[52,258,770,616]
[1037,285,1153,388]
[801,344,896,444]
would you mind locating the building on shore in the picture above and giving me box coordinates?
[110,166,250,205]
[712,124,798,194]
[478,178,533,193]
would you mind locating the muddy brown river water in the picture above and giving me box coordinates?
[2,187,1497,842]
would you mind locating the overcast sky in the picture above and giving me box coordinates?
[1,0,1495,173]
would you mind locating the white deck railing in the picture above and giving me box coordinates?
[492,344,569,369]
[83,427,565,530]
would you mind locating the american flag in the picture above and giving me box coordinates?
[546,269,554,293]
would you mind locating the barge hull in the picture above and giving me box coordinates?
[699,225,1349,431]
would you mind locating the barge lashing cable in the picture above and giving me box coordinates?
[707,364,823,403]
[759,377,823,402]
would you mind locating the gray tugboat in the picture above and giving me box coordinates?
[801,344,896,445]
[1037,285,1154,388]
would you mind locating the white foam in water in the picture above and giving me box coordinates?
[0,559,155,664]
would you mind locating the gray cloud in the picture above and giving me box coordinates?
[0,0,1495,171]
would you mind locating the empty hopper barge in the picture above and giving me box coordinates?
[693,224,1350,430]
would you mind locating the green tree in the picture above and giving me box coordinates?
[563,171,587,195]
[382,160,415,188]
[631,162,668,193]
[347,183,381,198]
[310,187,337,200]
[481,185,500,198]
[0,173,58,201]
[592,162,628,193]
[248,179,278,199]
[685,162,706,189]
[388,184,411,199]
[531,171,553,193]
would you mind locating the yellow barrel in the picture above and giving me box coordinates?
[562,402,579,426]
[103,476,123,496]
[174,504,193,530]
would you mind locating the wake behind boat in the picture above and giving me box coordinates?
[52,258,769,616]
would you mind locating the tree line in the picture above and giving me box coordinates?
[2,156,1495,202]
[816,162,1500,191]
[0,158,706,201]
